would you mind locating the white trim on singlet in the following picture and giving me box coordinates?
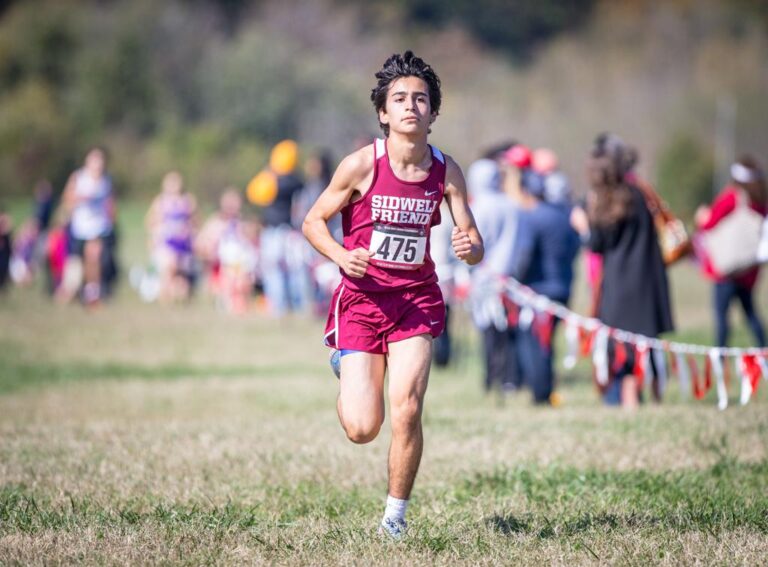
[431,145,445,164]
[374,138,386,160]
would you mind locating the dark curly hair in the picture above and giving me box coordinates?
[370,51,442,137]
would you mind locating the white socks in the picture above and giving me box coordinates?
[382,495,408,523]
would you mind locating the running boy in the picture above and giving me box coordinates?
[302,51,483,538]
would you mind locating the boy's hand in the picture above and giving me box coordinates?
[340,247,374,278]
[452,226,473,262]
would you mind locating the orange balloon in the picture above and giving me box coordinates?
[247,170,278,206]
[269,140,298,175]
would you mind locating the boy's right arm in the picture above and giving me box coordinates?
[302,147,374,279]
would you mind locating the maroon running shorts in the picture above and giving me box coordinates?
[324,282,446,354]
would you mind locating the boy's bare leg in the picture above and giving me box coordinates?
[338,352,387,444]
[385,334,432,499]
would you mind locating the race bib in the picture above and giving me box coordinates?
[369,224,427,270]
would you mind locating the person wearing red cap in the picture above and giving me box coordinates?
[302,51,483,539]
[505,144,532,168]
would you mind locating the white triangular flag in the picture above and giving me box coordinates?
[563,317,579,370]
[592,326,610,386]
[709,349,727,411]
[738,356,752,406]
[518,306,534,331]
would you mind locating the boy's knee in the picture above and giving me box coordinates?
[343,417,382,444]
[390,396,422,433]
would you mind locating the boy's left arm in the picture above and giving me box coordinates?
[443,157,484,265]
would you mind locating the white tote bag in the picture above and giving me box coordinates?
[701,190,764,276]
[757,217,768,264]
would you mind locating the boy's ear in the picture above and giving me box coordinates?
[379,108,390,125]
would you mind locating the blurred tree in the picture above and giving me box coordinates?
[0,2,78,90]
[200,31,302,142]
[70,30,160,136]
[656,133,715,220]
[364,0,595,61]
[0,0,767,202]
[0,80,73,194]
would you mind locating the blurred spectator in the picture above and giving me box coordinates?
[30,180,61,294]
[501,143,530,203]
[0,207,12,292]
[467,158,520,392]
[9,219,37,286]
[259,140,308,317]
[61,147,117,306]
[196,188,258,314]
[45,207,70,297]
[511,155,580,405]
[294,150,340,240]
[34,180,55,233]
[571,133,674,409]
[295,150,342,315]
[430,201,458,367]
[481,139,518,164]
[146,171,198,303]
[352,134,376,151]
[695,156,767,347]
[532,147,573,211]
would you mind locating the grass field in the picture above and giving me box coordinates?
[1,203,768,565]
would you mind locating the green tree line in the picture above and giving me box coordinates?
[1,0,767,219]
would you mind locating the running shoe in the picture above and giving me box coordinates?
[378,517,407,540]
[329,349,341,379]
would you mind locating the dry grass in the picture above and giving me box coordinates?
[1,239,768,564]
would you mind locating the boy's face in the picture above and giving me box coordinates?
[379,76,435,136]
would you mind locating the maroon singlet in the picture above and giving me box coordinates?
[340,138,446,292]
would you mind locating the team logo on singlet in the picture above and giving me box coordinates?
[370,195,438,225]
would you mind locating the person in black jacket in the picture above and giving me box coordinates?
[571,133,674,409]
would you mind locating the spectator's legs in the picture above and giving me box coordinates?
[286,235,315,314]
[83,238,103,303]
[0,236,10,290]
[603,373,622,406]
[482,327,505,392]
[433,304,451,367]
[503,328,521,390]
[261,226,289,317]
[735,283,766,347]
[517,327,552,404]
[714,281,734,348]
[100,231,118,298]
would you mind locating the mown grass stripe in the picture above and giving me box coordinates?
[2,460,766,536]
[0,359,324,394]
